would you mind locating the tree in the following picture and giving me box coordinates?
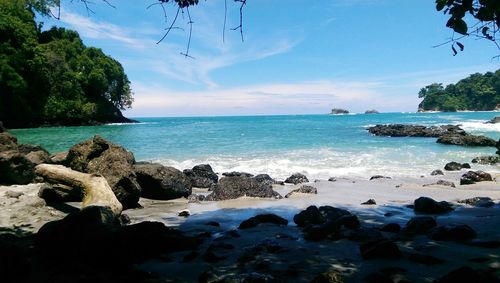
[435,0,500,56]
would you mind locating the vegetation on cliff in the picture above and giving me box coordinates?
[418,69,500,112]
[0,0,134,128]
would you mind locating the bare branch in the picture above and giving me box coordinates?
[156,6,181,44]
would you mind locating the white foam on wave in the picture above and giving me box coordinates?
[458,121,500,133]
[105,122,157,126]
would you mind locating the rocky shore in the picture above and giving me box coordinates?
[1,126,500,282]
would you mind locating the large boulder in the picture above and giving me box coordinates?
[471,156,499,165]
[437,134,497,147]
[205,175,282,201]
[402,216,437,235]
[183,164,218,188]
[414,197,454,214]
[134,163,192,200]
[0,132,18,152]
[444,161,470,171]
[65,135,141,208]
[0,150,36,184]
[460,171,493,185]
[238,214,288,229]
[331,108,349,114]
[360,239,401,259]
[458,197,494,208]
[284,173,309,184]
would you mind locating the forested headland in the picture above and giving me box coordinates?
[0,0,135,129]
[418,69,500,112]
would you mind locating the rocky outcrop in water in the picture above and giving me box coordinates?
[364,109,379,114]
[134,163,192,200]
[472,156,499,165]
[414,197,453,214]
[284,173,309,184]
[367,124,463,137]
[285,185,317,198]
[460,171,493,185]
[330,108,349,114]
[183,164,218,188]
[65,135,141,209]
[436,134,497,147]
[444,161,470,171]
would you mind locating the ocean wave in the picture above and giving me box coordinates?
[458,121,500,133]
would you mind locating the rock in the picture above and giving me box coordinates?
[222,171,254,178]
[458,197,494,208]
[134,163,192,200]
[431,224,477,241]
[369,175,391,180]
[38,183,83,203]
[331,108,349,114]
[310,271,344,283]
[178,210,190,217]
[253,174,274,184]
[347,228,383,242]
[423,180,456,188]
[205,175,282,201]
[409,253,445,265]
[444,161,470,171]
[437,134,497,147]
[284,173,309,184]
[414,197,453,214]
[360,239,401,259]
[0,150,35,185]
[187,194,206,203]
[361,199,376,205]
[65,135,141,208]
[364,109,379,114]
[380,223,401,233]
[183,164,218,188]
[295,206,359,241]
[472,155,499,165]
[238,214,288,229]
[367,124,463,137]
[0,132,18,152]
[285,185,317,198]
[486,116,500,124]
[5,190,23,199]
[437,266,498,283]
[293,206,324,227]
[431,169,444,176]
[50,151,68,164]
[460,170,493,185]
[402,216,437,234]
[328,177,337,182]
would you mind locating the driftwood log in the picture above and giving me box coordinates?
[35,164,122,217]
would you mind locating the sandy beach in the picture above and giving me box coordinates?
[2,171,499,282]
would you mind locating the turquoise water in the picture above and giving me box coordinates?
[11,112,500,179]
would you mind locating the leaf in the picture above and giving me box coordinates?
[456,42,464,51]
[436,0,447,11]
[453,19,468,35]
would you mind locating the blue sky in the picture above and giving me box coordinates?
[40,0,499,117]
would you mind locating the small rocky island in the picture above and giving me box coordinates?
[330,108,349,114]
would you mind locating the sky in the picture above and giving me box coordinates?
[40,0,500,117]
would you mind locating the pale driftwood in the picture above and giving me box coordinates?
[35,164,122,217]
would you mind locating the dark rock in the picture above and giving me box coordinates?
[431,169,444,176]
[331,108,349,114]
[205,221,220,227]
[367,124,463,137]
[423,180,456,188]
[409,253,445,265]
[458,197,495,208]
[178,210,190,217]
[222,171,254,178]
[296,206,359,241]
[328,177,337,182]
[414,197,453,214]
[0,150,35,185]
[293,205,324,227]
[437,266,498,283]
[285,173,309,184]
[183,164,218,188]
[134,163,191,200]
[365,109,379,114]
[50,151,68,165]
[460,170,493,185]
[18,145,50,165]
[65,135,141,208]
[380,223,401,233]
[187,194,206,203]
[361,199,377,205]
[38,183,83,203]
[310,271,344,283]
[238,214,288,229]
[253,174,278,186]
[285,185,317,198]
[370,175,391,180]
[205,175,282,201]
[431,224,477,241]
[437,134,497,147]
[444,161,470,171]
[472,155,499,165]
[402,216,437,234]
[0,132,18,152]
[360,239,401,259]
[486,116,500,124]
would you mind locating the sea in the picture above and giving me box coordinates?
[11,112,500,180]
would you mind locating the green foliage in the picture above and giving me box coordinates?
[418,70,500,112]
[0,0,133,128]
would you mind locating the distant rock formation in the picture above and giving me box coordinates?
[330,108,349,114]
[364,109,379,114]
